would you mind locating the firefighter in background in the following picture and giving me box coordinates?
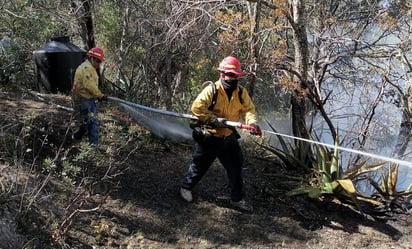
[72,47,107,146]
[0,32,22,83]
[180,56,261,212]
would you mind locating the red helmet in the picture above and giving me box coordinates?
[87,47,105,61]
[217,56,243,75]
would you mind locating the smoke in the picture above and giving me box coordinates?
[118,103,193,143]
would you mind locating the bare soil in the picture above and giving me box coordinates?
[0,87,411,249]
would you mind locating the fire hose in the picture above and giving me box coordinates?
[108,97,412,168]
[25,93,412,168]
[222,120,262,136]
[108,96,262,135]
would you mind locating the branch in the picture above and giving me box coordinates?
[4,9,27,19]
[402,54,412,73]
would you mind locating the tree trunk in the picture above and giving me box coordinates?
[116,3,129,87]
[392,79,412,159]
[164,50,173,110]
[392,112,412,159]
[245,1,261,98]
[71,0,95,50]
[290,0,310,140]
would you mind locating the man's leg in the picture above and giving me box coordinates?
[218,138,244,202]
[73,98,89,140]
[87,101,99,145]
[181,136,222,200]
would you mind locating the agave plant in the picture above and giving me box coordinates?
[285,135,366,213]
[360,163,412,215]
[261,122,311,173]
[262,122,412,216]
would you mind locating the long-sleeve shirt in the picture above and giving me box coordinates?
[72,60,103,99]
[191,80,258,137]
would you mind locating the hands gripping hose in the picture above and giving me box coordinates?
[213,119,262,136]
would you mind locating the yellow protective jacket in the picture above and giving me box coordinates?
[191,80,258,137]
[72,60,104,99]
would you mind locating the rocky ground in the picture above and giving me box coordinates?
[0,88,411,249]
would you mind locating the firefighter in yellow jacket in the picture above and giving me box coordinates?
[72,47,107,146]
[180,56,261,212]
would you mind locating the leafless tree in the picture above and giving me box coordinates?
[70,0,95,49]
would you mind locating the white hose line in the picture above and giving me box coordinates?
[262,130,412,168]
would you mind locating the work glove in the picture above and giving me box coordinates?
[208,118,228,128]
[98,95,108,102]
[192,127,205,143]
[249,123,262,136]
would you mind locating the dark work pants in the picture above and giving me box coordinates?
[73,97,99,145]
[181,133,244,202]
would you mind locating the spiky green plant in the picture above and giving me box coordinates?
[284,136,364,212]
[262,122,412,215]
[361,163,412,214]
[261,122,311,173]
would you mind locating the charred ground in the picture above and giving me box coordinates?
[0,88,411,249]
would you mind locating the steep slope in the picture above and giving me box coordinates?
[0,88,411,249]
